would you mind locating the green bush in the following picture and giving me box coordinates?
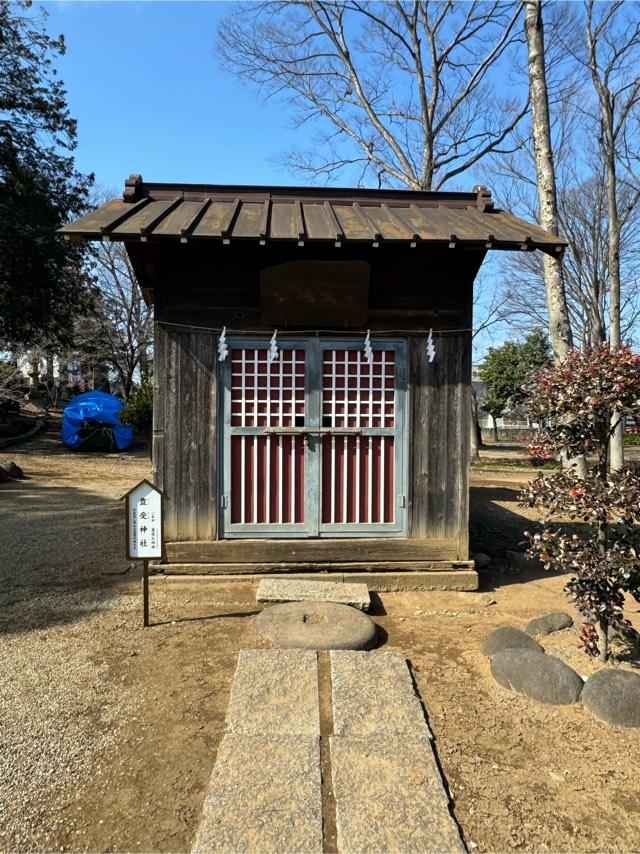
[120,375,153,443]
[624,432,640,446]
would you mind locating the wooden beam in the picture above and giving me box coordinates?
[165,537,459,564]
[323,201,345,246]
[99,197,151,234]
[258,199,270,245]
[294,200,305,245]
[221,198,241,243]
[180,198,211,241]
[353,202,382,246]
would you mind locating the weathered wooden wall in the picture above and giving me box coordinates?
[152,323,217,542]
[136,242,482,332]
[409,330,471,559]
[144,240,478,553]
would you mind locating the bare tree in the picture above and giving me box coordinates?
[469,267,513,459]
[583,0,640,469]
[494,173,640,347]
[523,0,574,360]
[218,1,528,189]
[87,239,153,398]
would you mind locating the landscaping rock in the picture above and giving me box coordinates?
[0,467,9,483]
[473,552,491,569]
[257,578,370,611]
[581,668,640,729]
[481,626,543,657]
[0,461,24,479]
[0,460,24,480]
[491,648,583,705]
[525,612,573,637]
[254,601,377,650]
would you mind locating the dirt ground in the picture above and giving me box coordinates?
[1,421,639,853]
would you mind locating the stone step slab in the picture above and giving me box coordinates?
[257,577,371,611]
[192,734,322,854]
[330,650,429,737]
[330,734,465,854]
[225,648,319,736]
[159,567,479,591]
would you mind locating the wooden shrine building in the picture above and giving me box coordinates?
[61,175,565,589]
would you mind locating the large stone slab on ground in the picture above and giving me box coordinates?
[257,578,370,611]
[491,648,583,705]
[481,625,543,657]
[225,649,319,736]
[331,651,428,737]
[192,734,322,854]
[525,612,573,637]
[331,734,464,854]
[255,600,377,650]
[581,668,640,728]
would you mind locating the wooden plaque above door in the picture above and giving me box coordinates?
[260,260,370,326]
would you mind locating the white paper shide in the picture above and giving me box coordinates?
[128,481,162,559]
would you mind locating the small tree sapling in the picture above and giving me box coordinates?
[120,375,153,457]
[521,345,640,661]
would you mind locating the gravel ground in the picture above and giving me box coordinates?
[0,593,140,851]
[2,419,640,853]
[0,418,151,851]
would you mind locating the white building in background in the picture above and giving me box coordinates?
[471,364,533,432]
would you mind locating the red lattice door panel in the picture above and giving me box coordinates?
[319,346,405,534]
[220,338,407,538]
[227,346,306,533]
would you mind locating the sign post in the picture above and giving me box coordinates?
[122,479,164,627]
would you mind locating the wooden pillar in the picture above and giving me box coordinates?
[153,322,218,542]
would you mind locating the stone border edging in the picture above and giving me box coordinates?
[0,412,47,450]
[483,618,640,728]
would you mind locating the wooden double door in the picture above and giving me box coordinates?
[220,337,408,538]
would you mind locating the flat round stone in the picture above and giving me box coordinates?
[255,601,377,650]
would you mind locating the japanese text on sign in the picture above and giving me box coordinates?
[127,481,162,559]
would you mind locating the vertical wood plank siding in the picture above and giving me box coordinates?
[410,330,471,559]
[153,322,217,541]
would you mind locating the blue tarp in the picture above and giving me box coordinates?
[61,390,133,450]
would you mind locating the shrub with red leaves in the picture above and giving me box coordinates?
[520,346,640,661]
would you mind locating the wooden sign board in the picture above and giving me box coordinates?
[123,478,163,560]
[260,260,370,326]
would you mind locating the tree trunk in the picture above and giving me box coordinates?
[93,363,111,393]
[605,152,624,470]
[139,344,151,379]
[28,350,40,389]
[493,417,499,443]
[470,388,482,461]
[524,0,573,361]
[45,353,54,386]
[596,617,609,662]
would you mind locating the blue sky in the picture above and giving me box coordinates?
[43,0,308,192]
